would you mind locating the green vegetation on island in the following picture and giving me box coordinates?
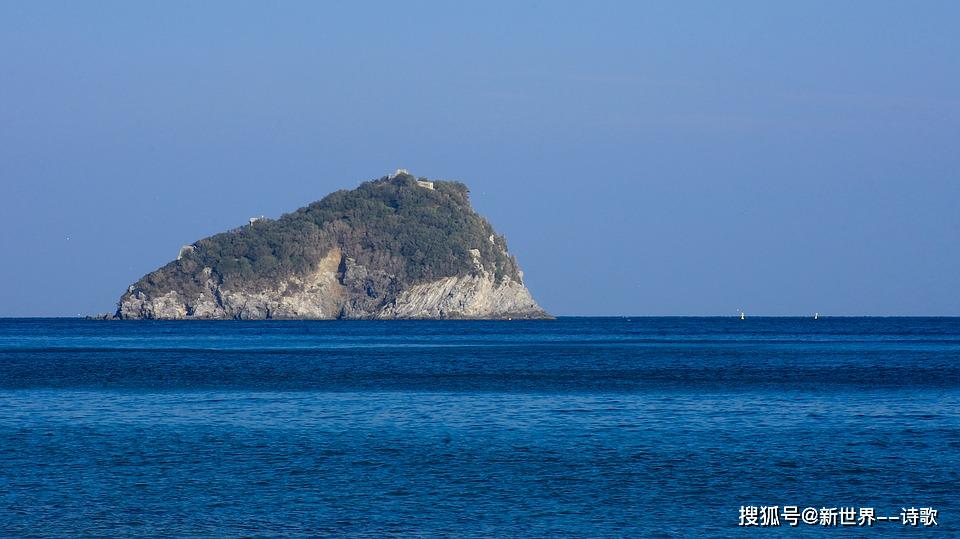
[133,173,522,300]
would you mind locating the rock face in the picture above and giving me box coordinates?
[115,172,550,320]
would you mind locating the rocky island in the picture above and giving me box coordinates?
[115,171,550,320]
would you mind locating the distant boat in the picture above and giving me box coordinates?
[740,311,745,320]
[814,312,819,320]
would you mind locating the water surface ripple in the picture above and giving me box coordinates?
[0,318,957,537]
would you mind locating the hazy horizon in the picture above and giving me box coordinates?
[1,1,958,317]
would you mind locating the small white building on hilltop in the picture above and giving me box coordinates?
[389,168,434,189]
[249,216,266,225]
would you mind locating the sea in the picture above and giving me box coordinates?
[0,317,957,537]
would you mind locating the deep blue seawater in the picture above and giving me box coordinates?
[0,317,957,537]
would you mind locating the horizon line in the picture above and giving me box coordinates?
[1,315,959,320]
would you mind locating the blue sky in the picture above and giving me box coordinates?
[1,1,958,316]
